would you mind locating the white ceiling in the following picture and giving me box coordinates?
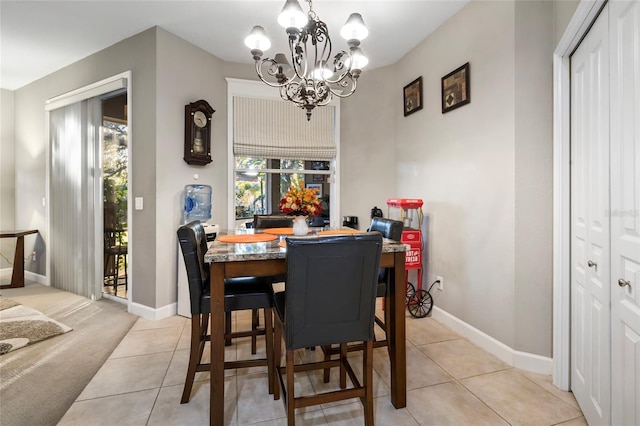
[0,0,469,91]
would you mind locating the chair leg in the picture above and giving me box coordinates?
[363,340,374,425]
[225,312,232,346]
[322,345,331,383]
[273,318,282,401]
[286,349,296,426]
[114,253,121,291]
[123,252,128,291]
[340,343,347,389]
[264,307,274,395]
[251,308,259,354]
[181,315,202,403]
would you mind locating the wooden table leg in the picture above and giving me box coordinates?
[1,236,25,289]
[209,262,226,426]
[388,251,407,408]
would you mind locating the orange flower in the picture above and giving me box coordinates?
[279,180,322,217]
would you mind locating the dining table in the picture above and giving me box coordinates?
[204,228,408,426]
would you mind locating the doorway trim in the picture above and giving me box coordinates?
[552,0,606,391]
[44,71,132,305]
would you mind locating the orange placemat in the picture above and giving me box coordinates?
[317,229,364,236]
[262,228,295,235]
[278,240,287,248]
[216,234,278,243]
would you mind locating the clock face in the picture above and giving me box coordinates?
[193,111,207,128]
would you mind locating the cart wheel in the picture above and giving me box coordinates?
[406,282,416,304]
[407,289,433,318]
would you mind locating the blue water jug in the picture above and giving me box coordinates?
[183,184,212,223]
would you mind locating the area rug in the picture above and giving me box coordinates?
[0,284,138,426]
[0,296,72,355]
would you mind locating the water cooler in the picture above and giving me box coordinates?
[177,185,219,317]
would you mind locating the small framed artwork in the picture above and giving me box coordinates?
[306,183,322,198]
[403,77,423,116]
[441,62,470,113]
[310,161,329,183]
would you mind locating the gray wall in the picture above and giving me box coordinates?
[1,89,16,270]
[154,28,228,309]
[12,28,158,307]
[4,0,582,355]
[339,0,558,357]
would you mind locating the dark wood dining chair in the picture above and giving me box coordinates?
[273,233,382,425]
[253,214,294,229]
[232,214,294,353]
[177,221,275,403]
[369,217,404,347]
[322,217,403,358]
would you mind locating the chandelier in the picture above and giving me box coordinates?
[244,0,369,120]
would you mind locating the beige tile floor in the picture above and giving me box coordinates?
[58,306,587,426]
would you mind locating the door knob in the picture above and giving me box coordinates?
[587,260,597,268]
[618,278,631,288]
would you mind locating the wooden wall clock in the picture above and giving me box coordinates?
[184,100,214,165]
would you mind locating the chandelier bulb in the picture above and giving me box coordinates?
[245,26,271,53]
[340,13,368,41]
[277,0,308,29]
[348,47,369,71]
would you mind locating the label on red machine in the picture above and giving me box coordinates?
[386,198,424,209]
[401,230,422,269]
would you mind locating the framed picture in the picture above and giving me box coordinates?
[403,76,423,116]
[306,183,322,198]
[441,62,470,113]
[310,161,329,183]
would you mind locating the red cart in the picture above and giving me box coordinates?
[386,198,433,318]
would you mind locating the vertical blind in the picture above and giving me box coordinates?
[47,75,127,300]
[49,100,100,299]
[233,97,336,160]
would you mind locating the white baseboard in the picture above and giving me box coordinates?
[25,271,47,285]
[431,306,553,375]
[128,300,177,321]
[1,269,47,285]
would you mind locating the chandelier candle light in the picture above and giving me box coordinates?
[245,0,369,121]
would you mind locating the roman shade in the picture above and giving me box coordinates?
[233,97,336,160]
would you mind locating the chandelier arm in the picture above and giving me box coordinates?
[255,59,293,88]
[247,0,365,121]
[289,36,307,82]
[323,50,352,84]
[326,77,358,98]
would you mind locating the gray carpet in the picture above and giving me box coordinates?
[0,283,138,426]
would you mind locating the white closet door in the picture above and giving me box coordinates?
[570,5,611,425]
[610,1,640,424]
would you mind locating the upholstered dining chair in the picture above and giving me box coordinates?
[235,214,294,352]
[321,217,403,359]
[369,217,404,347]
[253,214,294,229]
[273,233,383,425]
[177,221,275,403]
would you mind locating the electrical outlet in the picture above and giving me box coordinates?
[436,275,444,291]
[32,251,36,262]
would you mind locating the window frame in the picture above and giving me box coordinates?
[226,78,341,230]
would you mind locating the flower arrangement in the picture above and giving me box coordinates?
[279,180,322,217]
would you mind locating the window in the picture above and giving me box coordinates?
[234,157,331,228]
[227,78,341,229]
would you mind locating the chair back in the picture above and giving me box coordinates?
[253,214,293,229]
[177,221,209,315]
[369,217,403,241]
[284,232,382,349]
